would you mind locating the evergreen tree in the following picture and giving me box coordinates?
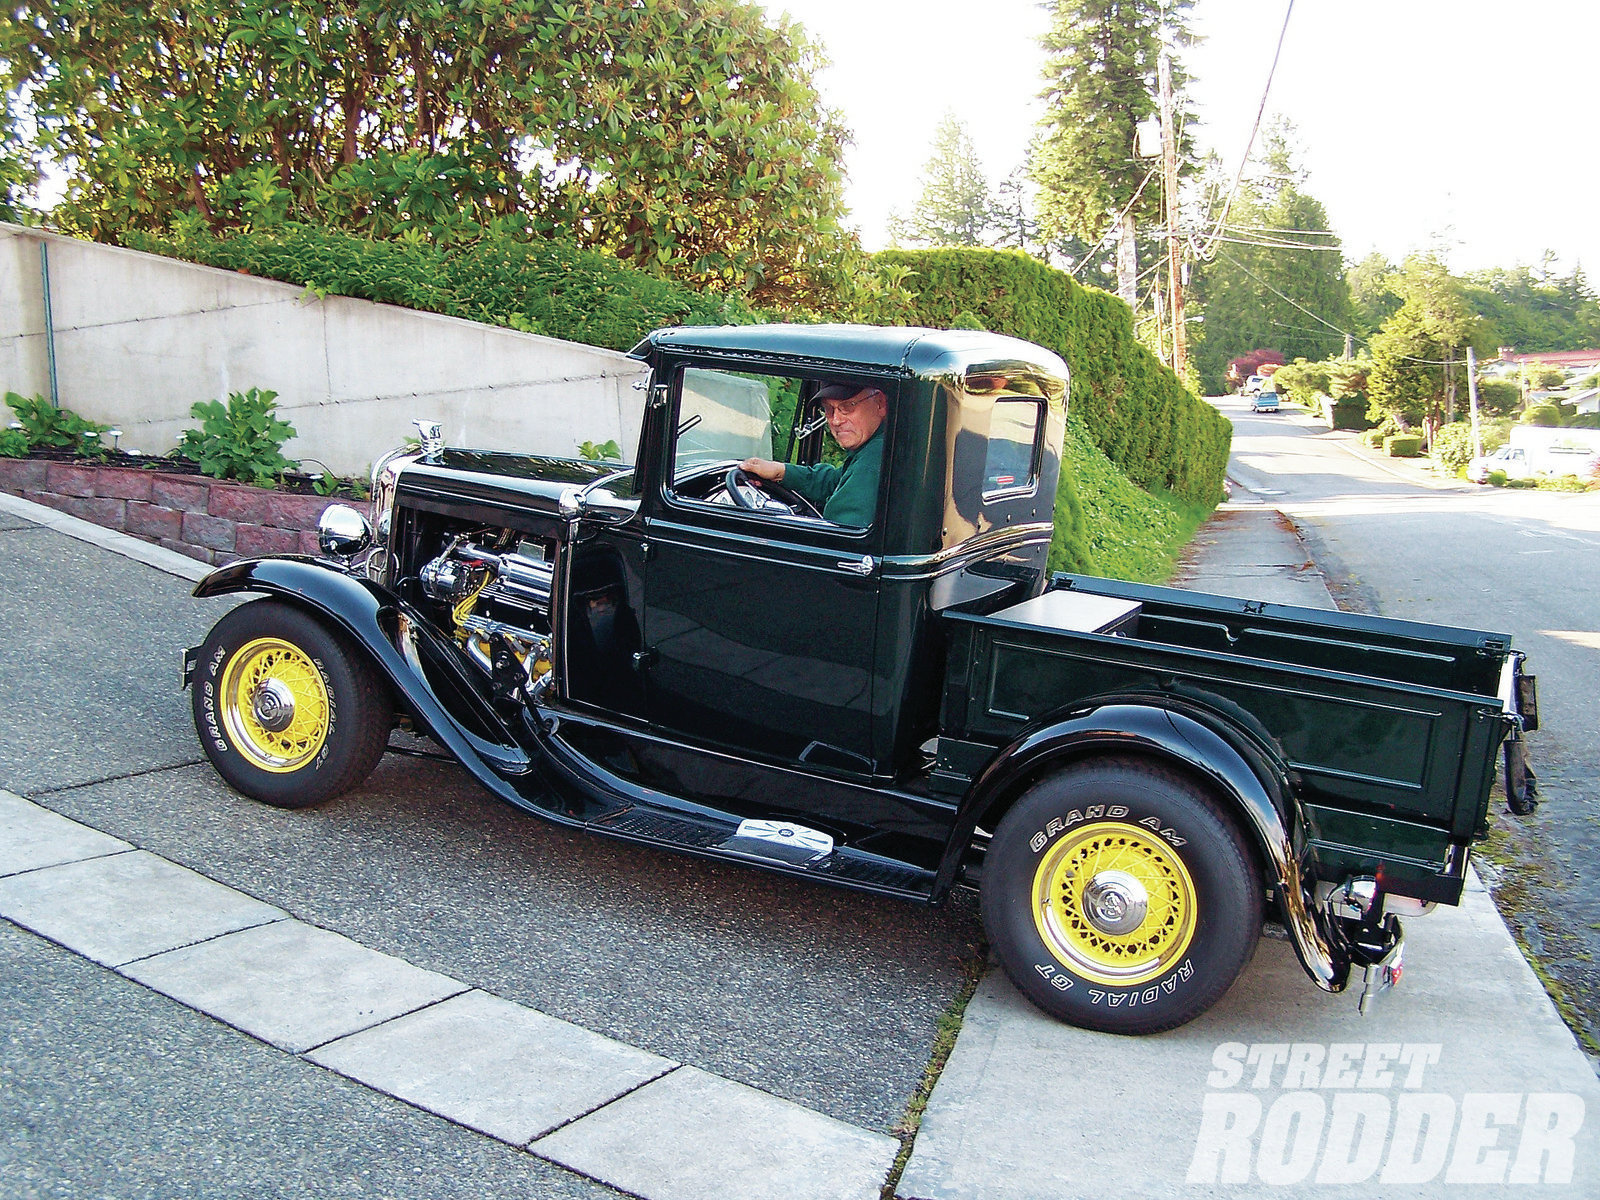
[1349,252,1400,339]
[1189,126,1354,393]
[1031,0,1193,306]
[887,114,996,248]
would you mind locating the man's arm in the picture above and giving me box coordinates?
[742,456,840,508]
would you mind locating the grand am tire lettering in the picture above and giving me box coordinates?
[982,756,1262,1035]
[190,599,391,809]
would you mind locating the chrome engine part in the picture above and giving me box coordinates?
[419,536,556,700]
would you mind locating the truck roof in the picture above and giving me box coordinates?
[632,324,1069,385]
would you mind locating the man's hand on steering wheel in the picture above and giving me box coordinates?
[724,465,765,510]
[739,456,785,483]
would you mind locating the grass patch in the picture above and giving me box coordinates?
[1475,820,1600,1056]
[1056,420,1215,583]
[880,952,988,1200]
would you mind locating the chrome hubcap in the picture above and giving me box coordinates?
[250,678,297,733]
[1081,870,1150,936]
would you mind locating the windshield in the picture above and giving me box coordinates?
[674,368,777,472]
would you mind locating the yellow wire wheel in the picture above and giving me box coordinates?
[1031,819,1199,987]
[218,637,331,773]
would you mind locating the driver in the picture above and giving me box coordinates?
[739,384,887,527]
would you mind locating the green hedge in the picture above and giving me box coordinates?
[125,223,757,353]
[871,249,1230,508]
[1385,434,1423,458]
[121,226,1225,579]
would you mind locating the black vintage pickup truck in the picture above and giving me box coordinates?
[184,325,1537,1034]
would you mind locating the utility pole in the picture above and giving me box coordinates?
[1158,36,1186,379]
[1466,345,1484,461]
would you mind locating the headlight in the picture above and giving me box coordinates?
[317,504,374,559]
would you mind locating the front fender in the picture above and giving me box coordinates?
[938,700,1348,993]
[189,557,548,806]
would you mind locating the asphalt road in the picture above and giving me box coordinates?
[0,514,983,1196]
[1220,396,1600,1058]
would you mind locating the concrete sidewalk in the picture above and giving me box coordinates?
[897,497,1600,1199]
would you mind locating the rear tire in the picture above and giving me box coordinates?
[981,756,1262,1035]
[191,599,390,808]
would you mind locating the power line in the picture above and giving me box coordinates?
[1203,232,1345,253]
[1068,163,1161,280]
[1194,0,1296,262]
[1215,248,1353,339]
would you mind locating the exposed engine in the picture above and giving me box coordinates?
[417,531,556,703]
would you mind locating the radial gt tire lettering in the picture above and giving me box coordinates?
[192,598,391,808]
[981,756,1263,1035]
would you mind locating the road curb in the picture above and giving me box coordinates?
[0,489,211,582]
[0,789,898,1200]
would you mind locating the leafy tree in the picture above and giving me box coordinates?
[1032,0,1193,305]
[1366,254,1491,432]
[1226,349,1285,390]
[1,0,854,305]
[1461,264,1600,355]
[887,114,997,249]
[0,83,38,222]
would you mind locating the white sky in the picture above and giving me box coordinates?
[759,0,1600,279]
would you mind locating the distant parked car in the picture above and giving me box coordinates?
[1241,375,1265,396]
[1251,390,1280,414]
[1466,445,1533,484]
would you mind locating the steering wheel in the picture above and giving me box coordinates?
[724,466,765,510]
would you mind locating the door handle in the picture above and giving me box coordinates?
[837,555,876,577]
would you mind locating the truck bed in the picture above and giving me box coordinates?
[940,574,1517,901]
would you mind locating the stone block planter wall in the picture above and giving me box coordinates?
[0,459,332,566]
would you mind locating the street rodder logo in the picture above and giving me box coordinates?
[1186,1043,1586,1186]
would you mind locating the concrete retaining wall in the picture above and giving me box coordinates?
[0,223,649,476]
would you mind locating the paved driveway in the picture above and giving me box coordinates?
[0,498,972,1198]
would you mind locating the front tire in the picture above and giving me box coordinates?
[981,757,1262,1035]
[191,599,391,808]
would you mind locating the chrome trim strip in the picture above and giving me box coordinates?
[881,525,1054,581]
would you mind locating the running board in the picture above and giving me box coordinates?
[589,807,935,897]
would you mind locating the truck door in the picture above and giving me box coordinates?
[639,364,885,773]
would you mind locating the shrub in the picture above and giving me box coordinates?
[178,388,297,485]
[1538,474,1590,492]
[0,424,28,457]
[1487,469,1507,486]
[1521,404,1561,426]
[127,223,757,354]
[870,248,1231,508]
[1564,412,1600,429]
[1475,378,1521,417]
[4,391,112,456]
[1385,434,1423,457]
[1431,422,1505,472]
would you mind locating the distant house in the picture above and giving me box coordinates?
[1495,347,1600,380]
[1571,387,1600,416]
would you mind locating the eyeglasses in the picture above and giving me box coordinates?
[822,393,876,418]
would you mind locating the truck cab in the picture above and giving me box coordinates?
[184,324,1538,1035]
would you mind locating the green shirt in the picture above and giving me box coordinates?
[783,430,884,528]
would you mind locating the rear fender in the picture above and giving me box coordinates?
[940,699,1349,993]
[189,557,537,788]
